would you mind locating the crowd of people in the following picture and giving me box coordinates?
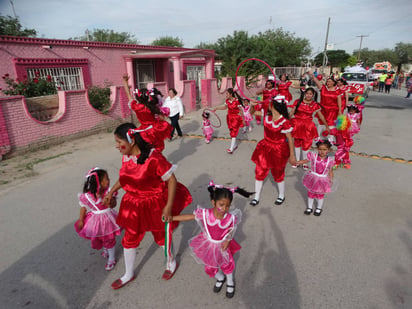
[74,69,399,298]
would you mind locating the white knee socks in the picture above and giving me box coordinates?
[295,147,301,161]
[215,269,225,281]
[107,247,115,262]
[120,248,136,283]
[302,150,309,161]
[230,138,237,151]
[307,198,314,209]
[316,198,324,210]
[277,181,285,199]
[254,180,263,201]
[226,272,235,292]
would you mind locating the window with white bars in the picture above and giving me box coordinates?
[26,67,85,91]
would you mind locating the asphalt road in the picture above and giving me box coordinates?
[0,88,411,309]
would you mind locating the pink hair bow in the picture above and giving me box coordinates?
[208,180,238,193]
[85,167,101,191]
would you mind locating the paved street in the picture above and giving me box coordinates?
[0,88,411,309]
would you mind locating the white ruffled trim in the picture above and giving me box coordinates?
[161,164,177,181]
[265,114,287,128]
[281,127,293,134]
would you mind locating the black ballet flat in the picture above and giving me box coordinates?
[314,208,323,216]
[274,197,285,205]
[213,277,226,293]
[249,199,259,206]
[226,284,235,298]
[304,208,313,215]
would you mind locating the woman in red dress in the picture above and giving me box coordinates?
[104,123,192,289]
[309,72,342,144]
[122,75,172,152]
[255,80,278,125]
[288,88,330,169]
[249,96,297,206]
[213,88,245,154]
[336,78,349,113]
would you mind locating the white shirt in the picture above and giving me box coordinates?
[163,96,184,117]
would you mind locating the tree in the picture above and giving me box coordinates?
[313,50,351,69]
[394,42,412,72]
[0,15,36,37]
[207,28,311,81]
[353,48,398,68]
[70,29,138,44]
[151,36,183,47]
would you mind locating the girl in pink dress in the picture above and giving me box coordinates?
[288,87,330,170]
[172,181,253,299]
[213,88,245,153]
[202,110,214,144]
[103,123,192,290]
[298,140,335,216]
[74,168,122,271]
[249,96,297,206]
[122,75,172,152]
[242,99,253,133]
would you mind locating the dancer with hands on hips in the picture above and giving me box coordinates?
[297,139,336,216]
[249,95,297,206]
[103,123,192,290]
[74,168,121,271]
[172,181,253,299]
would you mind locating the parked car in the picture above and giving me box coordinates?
[341,72,373,99]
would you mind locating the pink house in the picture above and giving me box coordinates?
[0,35,263,158]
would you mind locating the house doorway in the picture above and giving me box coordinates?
[186,65,205,109]
[135,60,155,89]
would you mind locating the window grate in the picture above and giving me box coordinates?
[26,67,84,91]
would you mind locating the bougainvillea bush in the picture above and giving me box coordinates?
[1,72,58,98]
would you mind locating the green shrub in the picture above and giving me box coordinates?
[1,73,57,98]
[88,86,111,112]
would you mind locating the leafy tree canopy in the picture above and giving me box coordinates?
[70,29,138,44]
[151,36,183,47]
[313,50,351,69]
[0,15,37,37]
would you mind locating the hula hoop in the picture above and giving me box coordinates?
[235,58,276,102]
[203,108,222,128]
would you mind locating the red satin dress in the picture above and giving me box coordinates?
[225,98,244,138]
[290,100,321,150]
[256,88,278,123]
[117,150,192,248]
[129,100,173,152]
[277,81,293,102]
[318,86,341,127]
[251,113,293,182]
[338,86,348,113]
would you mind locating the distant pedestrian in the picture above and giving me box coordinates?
[202,110,214,144]
[255,79,278,125]
[378,73,388,92]
[385,74,393,94]
[171,181,253,299]
[163,88,185,140]
[74,168,121,271]
[297,139,336,216]
[405,76,412,98]
[241,99,253,133]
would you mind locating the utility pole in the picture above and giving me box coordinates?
[357,35,369,62]
[322,17,331,76]
[9,0,17,19]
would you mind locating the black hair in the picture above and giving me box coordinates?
[227,88,244,107]
[279,73,289,81]
[315,139,332,149]
[347,105,360,113]
[337,78,347,85]
[270,97,289,119]
[168,88,178,96]
[135,88,162,115]
[202,111,210,119]
[295,87,316,114]
[83,168,108,199]
[326,77,337,86]
[114,122,153,164]
[151,87,163,97]
[207,184,254,203]
[266,80,275,88]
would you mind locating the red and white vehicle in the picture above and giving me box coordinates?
[342,65,373,99]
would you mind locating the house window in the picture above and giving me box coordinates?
[26,67,84,91]
[135,60,155,89]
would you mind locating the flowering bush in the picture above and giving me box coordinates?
[1,72,58,98]
[88,85,111,112]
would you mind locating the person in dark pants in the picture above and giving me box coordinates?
[164,88,184,140]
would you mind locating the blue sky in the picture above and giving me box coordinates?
[1,0,411,57]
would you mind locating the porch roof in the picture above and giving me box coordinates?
[128,49,216,59]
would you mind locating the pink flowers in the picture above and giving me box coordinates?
[1,72,57,97]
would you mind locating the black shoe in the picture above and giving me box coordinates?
[304,208,313,215]
[249,199,259,206]
[226,284,235,298]
[213,277,226,293]
[274,197,285,205]
[314,208,323,216]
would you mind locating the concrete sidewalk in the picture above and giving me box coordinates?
[0,90,411,308]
